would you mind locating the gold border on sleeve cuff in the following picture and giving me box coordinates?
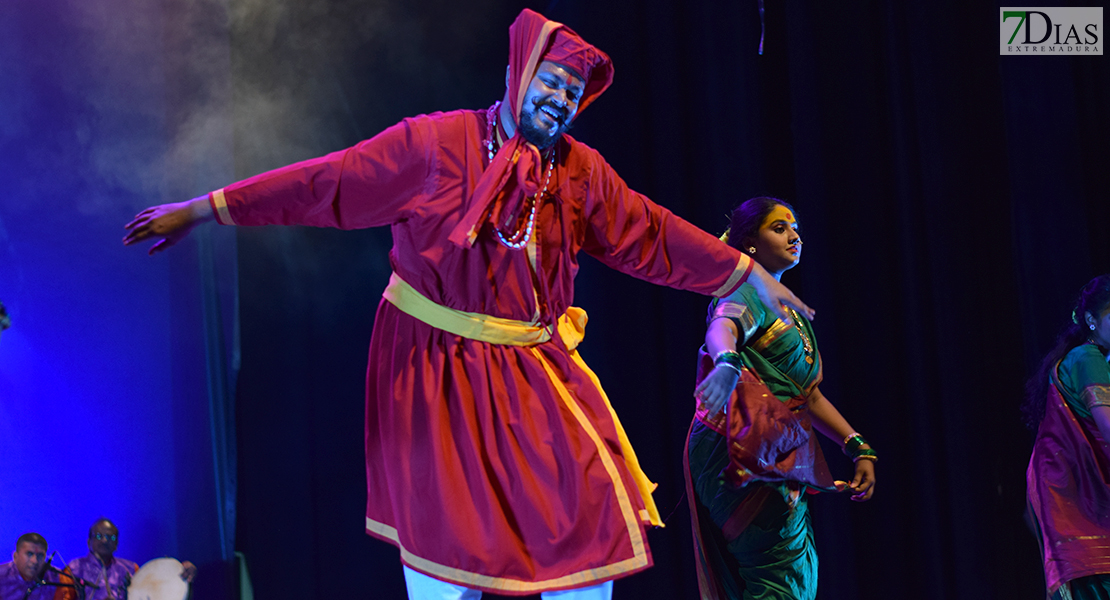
[211,188,235,226]
[712,257,750,298]
[1082,385,1110,410]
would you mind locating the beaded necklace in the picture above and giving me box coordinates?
[485,101,555,251]
[789,308,814,364]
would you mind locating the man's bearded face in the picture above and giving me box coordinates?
[517,61,585,149]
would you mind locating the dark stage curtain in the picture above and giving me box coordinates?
[228,1,1108,599]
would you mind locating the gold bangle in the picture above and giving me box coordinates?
[853,454,878,463]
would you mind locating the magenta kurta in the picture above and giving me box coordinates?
[65,554,138,600]
[0,562,75,600]
[210,108,750,594]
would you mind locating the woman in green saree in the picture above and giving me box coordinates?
[685,197,876,600]
[1024,275,1110,600]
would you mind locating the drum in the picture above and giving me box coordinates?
[126,558,189,600]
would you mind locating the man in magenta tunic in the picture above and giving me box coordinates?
[123,9,812,599]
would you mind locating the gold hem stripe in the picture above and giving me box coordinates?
[712,257,750,298]
[365,517,398,541]
[367,488,650,592]
[371,275,654,589]
[401,540,646,593]
[210,188,235,226]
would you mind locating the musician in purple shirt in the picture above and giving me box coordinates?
[65,520,194,600]
[0,533,75,600]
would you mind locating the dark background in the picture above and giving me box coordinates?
[2,0,1107,599]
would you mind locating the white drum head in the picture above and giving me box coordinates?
[126,558,189,600]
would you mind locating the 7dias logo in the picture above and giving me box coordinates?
[1000,7,1102,54]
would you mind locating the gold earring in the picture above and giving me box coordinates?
[748,247,756,254]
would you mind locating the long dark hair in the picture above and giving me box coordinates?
[1022,274,1110,430]
[722,196,798,251]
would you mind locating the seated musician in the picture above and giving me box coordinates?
[66,519,195,600]
[1,533,76,600]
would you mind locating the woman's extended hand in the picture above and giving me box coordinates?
[848,457,876,502]
[694,365,740,417]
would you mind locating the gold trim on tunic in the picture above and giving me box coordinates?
[210,189,235,226]
[366,516,648,593]
[711,256,751,298]
[383,273,657,518]
[374,272,660,589]
[565,348,662,526]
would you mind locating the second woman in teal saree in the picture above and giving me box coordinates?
[686,197,877,600]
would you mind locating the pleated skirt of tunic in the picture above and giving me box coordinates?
[363,300,654,595]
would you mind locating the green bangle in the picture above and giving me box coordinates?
[713,350,743,371]
[843,434,867,455]
[853,450,878,463]
[851,448,878,461]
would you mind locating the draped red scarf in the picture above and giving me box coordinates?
[448,9,614,248]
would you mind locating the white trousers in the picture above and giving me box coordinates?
[403,566,613,600]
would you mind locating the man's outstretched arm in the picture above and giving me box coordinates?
[123,115,439,255]
[581,153,814,321]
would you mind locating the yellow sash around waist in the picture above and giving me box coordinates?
[383,272,587,349]
[382,272,662,527]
